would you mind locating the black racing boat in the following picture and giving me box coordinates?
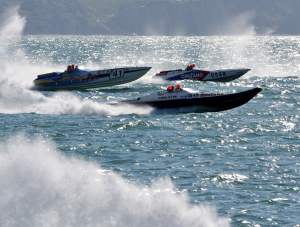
[119,85,262,112]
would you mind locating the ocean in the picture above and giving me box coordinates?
[1,22,300,227]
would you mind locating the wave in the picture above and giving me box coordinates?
[0,134,229,227]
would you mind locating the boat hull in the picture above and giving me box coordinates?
[122,87,262,112]
[154,68,250,82]
[32,67,151,91]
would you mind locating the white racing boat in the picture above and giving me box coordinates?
[118,85,262,112]
[153,64,250,82]
[32,65,151,91]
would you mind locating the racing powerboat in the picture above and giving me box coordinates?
[153,64,250,82]
[119,85,262,112]
[32,65,151,91]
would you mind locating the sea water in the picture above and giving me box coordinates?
[1,12,300,227]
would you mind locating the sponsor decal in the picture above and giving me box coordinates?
[81,73,96,81]
[160,96,167,99]
[159,95,178,99]
[181,72,203,79]
[80,71,110,82]
[188,93,223,98]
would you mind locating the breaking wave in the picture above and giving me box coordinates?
[0,134,230,227]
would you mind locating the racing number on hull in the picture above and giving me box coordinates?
[188,94,199,98]
[110,69,125,79]
[210,72,227,78]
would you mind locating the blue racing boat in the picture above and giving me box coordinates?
[32,65,151,91]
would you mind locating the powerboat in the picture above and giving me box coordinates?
[32,65,151,91]
[118,85,262,112]
[153,64,250,82]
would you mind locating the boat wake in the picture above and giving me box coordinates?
[0,78,154,115]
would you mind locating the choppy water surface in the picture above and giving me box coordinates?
[1,36,300,227]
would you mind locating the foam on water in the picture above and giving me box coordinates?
[0,134,229,227]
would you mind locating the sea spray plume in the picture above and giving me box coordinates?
[200,11,258,71]
[204,11,289,78]
[209,10,256,36]
[0,7,63,82]
[0,134,230,227]
[0,6,42,83]
[225,10,257,36]
[0,7,57,83]
[224,10,274,36]
[0,6,26,37]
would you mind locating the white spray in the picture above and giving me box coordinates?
[0,134,230,227]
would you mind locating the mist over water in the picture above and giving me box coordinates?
[1,8,300,227]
